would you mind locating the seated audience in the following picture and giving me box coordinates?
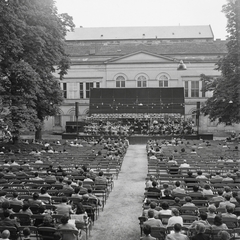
[211,215,228,230]
[167,208,183,227]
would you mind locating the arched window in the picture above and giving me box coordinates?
[137,75,147,87]
[116,75,125,88]
[159,74,169,87]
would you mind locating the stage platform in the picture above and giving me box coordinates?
[62,133,213,144]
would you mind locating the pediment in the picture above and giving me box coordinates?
[106,51,174,64]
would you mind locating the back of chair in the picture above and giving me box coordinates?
[57,229,80,240]
[0,226,18,240]
[150,227,166,240]
[37,227,56,240]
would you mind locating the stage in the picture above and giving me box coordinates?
[62,133,213,144]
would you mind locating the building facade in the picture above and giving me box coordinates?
[45,25,236,134]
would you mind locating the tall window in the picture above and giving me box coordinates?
[184,81,189,97]
[191,81,199,97]
[137,75,147,87]
[86,82,93,98]
[63,83,67,98]
[80,83,84,99]
[159,75,169,87]
[116,76,125,88]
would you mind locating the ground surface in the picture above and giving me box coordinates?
[88,145,147,240]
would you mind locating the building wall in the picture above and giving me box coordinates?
[45,53,226,133]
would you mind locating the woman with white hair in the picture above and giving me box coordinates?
[192,223,210,240]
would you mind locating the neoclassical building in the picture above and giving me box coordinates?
[46,25,231,134]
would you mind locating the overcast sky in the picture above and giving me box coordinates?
[55,0,228,40]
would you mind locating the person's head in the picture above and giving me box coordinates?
[232,191,238,198]
[32,192,39,200]
[12,191,19,198]
[187,171,193,177]
[22,203,30,212]
[171,208,180,216]
[143,225,151,236]
[199,212,208,221]
[173,223,182,233]
[185,196,192,203]
[60,215,69,224]
[218,230,231,240]
[217,189,223,196]
[0,230,10,239]
[75,203,85,214]
[197,170,203,176]
[152,181,158,187]
[224,186,231,193]
[226,205,234,214]
[174,197,180,204]
[1,202,10,210]
[74,187,80,194]
[214,215,223,226]
[41,187,47,194]
[43,214,53,224]
[175,181,180,187]
[98,171,104,176]
[208,205,216,214]
[225,195,231,201]
[193,185,199,192]
[150,202,157,209]
[181,148,185,152]
[34,172,39,177]
[195,222,206,234]
[161,202,169,210]
[23,227,31,237]
[147,209,154,218]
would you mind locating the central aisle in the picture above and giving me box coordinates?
[89,144,148,240]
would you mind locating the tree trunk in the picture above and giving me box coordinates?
[12,130,19,144]
[35,127,42,140]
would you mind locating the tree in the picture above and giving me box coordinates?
[201,0,240,124]
[0,0,75,141]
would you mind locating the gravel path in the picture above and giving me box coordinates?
[88,145,147,240]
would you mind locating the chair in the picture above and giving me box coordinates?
[72,216,92,240]
[192,199,208,207]
[0,226,19,240]
[19,226,39,240]
[144,191,161,200]
[171,192,187,199]
[222,217,238,229]
[181,215,198,226]
[12,213,32,226]
[138,216,147,236]
[158,214,172,225]
[180,206,198,216]
[29,204,40,214]
[211,229,233,240]
[37,226,56,240]
[10,203,23,213]
[150,226,166,240]
[56,228,81,240]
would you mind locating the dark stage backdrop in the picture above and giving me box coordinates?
[89,88,184,114]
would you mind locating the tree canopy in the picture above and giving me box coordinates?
[201,0,240,124]
[0,0,75,139]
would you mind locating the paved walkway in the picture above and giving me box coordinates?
[89,145,147,240]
